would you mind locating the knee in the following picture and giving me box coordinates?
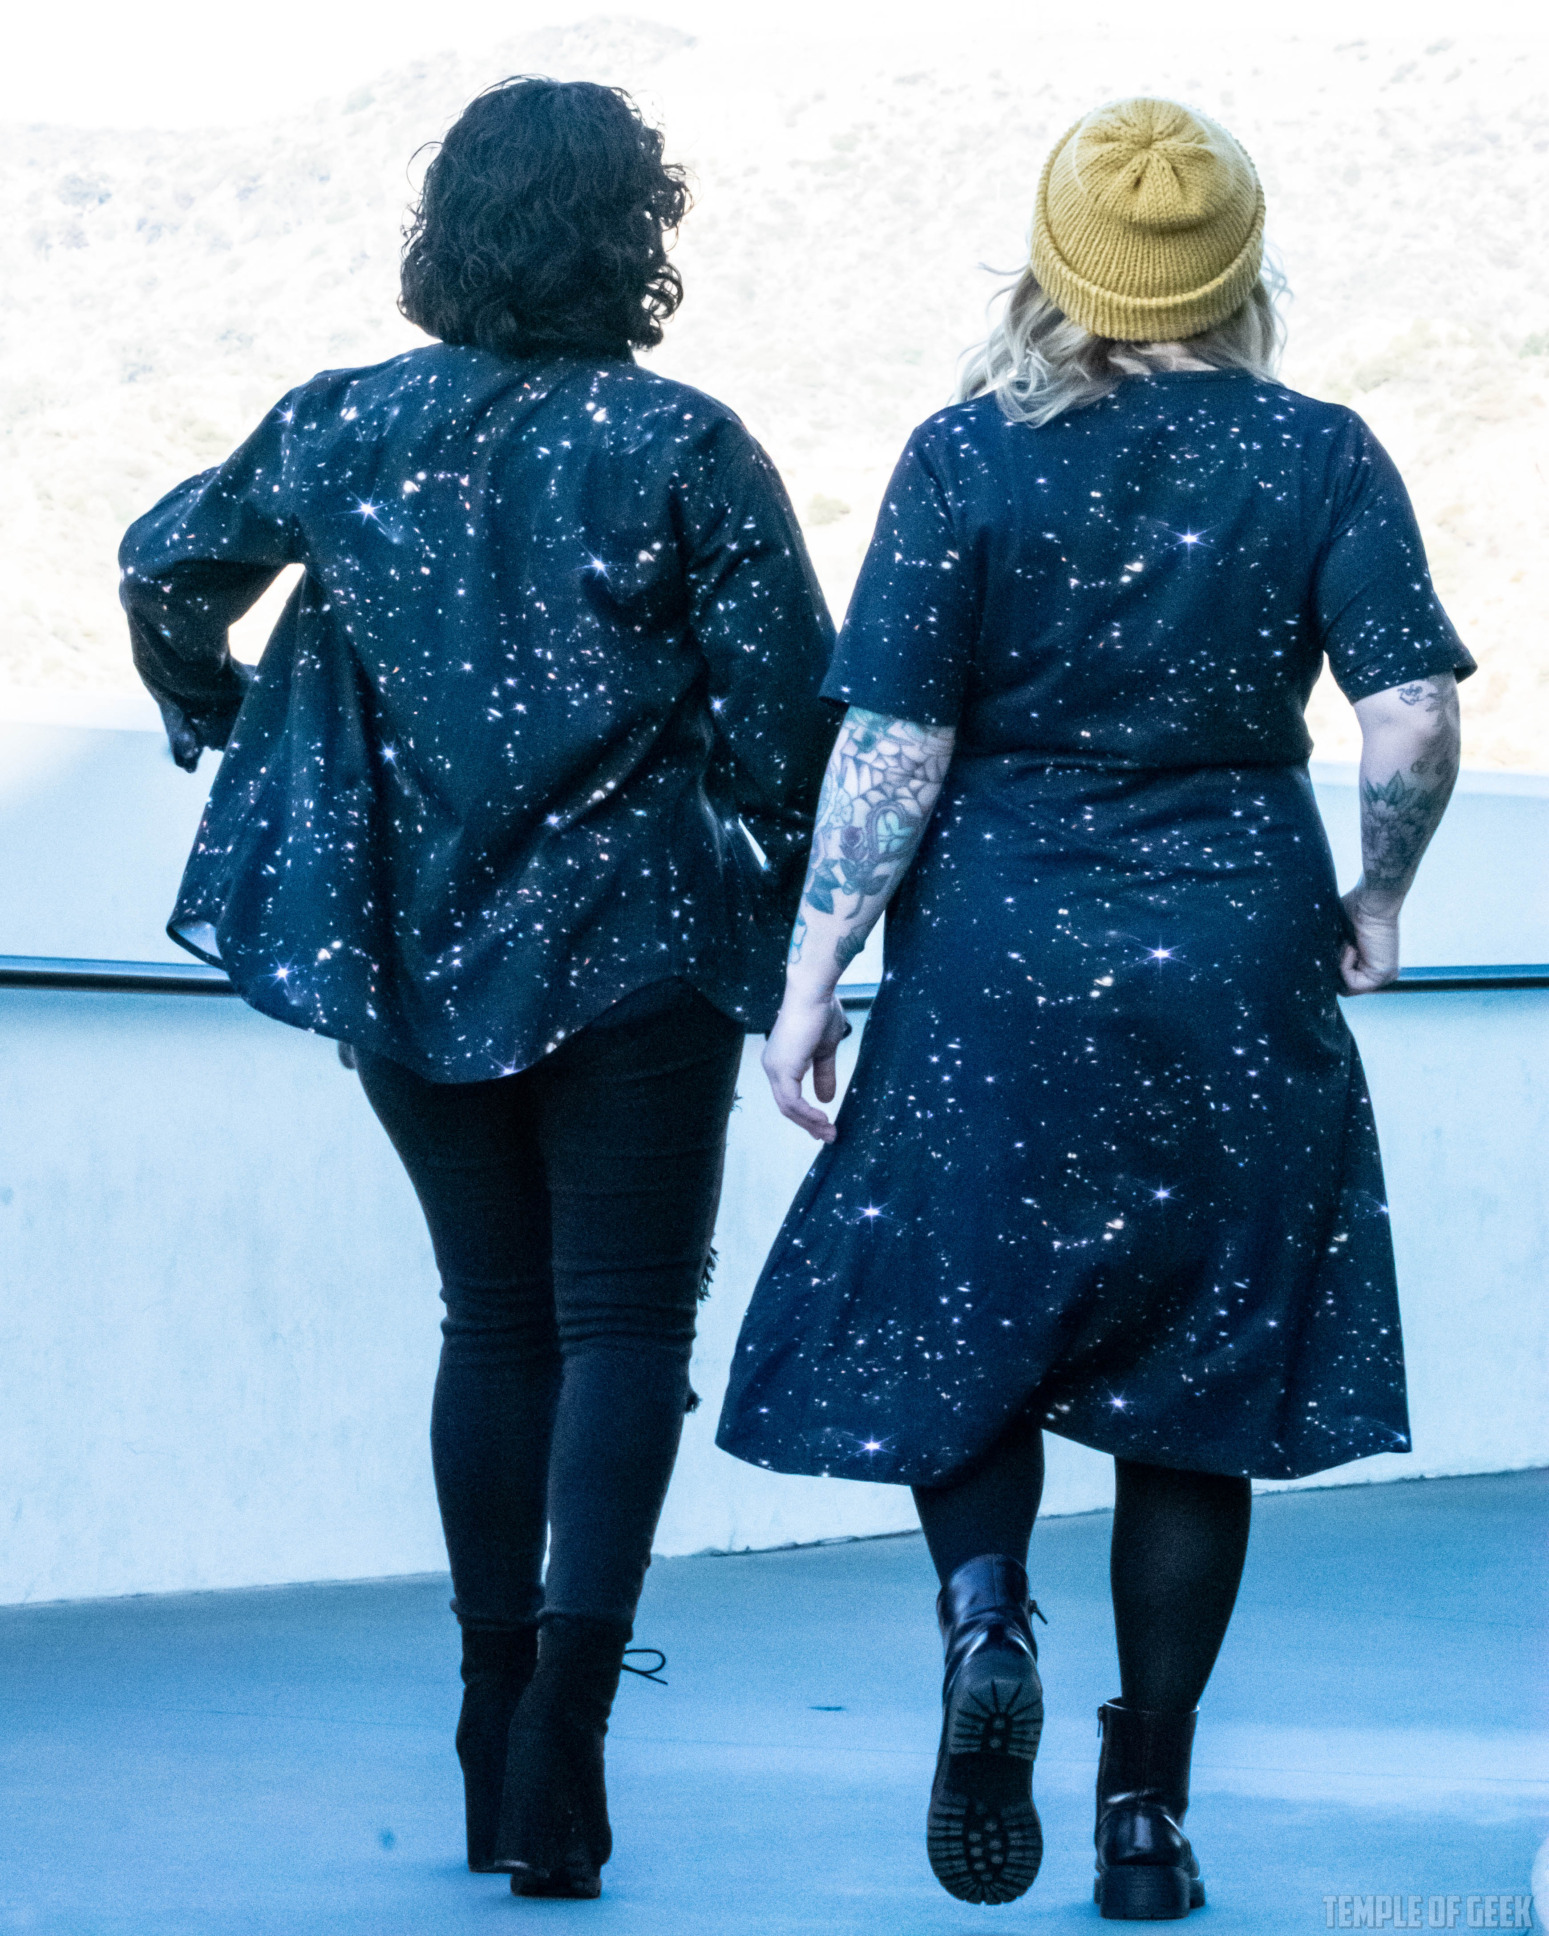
[440,1280,558,1361]
[560,1333,694,1379]
[1114,1457,1253,1514]
[555,1293,698,1360]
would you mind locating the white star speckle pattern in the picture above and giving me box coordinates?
[718,371,1473,1492]
[119,344,837,1081]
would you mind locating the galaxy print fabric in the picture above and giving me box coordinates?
[121,346,836,1080]
[718,373,1472,1485]
[821,371,1472,749]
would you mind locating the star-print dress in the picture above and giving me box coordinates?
[718,371,1473,1484]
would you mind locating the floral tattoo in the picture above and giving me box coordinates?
[789,708,955,967]
[1359,677,1460,897]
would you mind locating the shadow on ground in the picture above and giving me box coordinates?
[0,1471,1543,1934]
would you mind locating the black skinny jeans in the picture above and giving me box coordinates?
[357,981,743,1633]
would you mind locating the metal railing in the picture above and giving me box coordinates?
[2,956,1544,1011]
[837,963,1547,1013]
[0,956,236,995]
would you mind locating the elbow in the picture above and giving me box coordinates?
[1403,705,1459,765]
[1355,673,1460,756]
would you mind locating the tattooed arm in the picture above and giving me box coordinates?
[763,706,957,1139]
[1341,673,1461,994]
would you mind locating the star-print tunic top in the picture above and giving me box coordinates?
[121,346,836,1080]
[717,371,1474,1486]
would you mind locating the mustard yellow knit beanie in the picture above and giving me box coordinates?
[1031,98,1264,342]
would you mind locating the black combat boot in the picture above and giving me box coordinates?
[1093,1701,1206,1920]
[926,1554,1046,1905]
[493,1615,631,1899]
[455,1624,538,1872]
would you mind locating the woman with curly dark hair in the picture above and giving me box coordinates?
[120,77,834,1900]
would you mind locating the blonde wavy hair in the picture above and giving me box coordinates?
[956,260,1288,428]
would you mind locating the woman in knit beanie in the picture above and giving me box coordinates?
[721,98,1473,1916]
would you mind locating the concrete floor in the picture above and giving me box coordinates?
[0,1472,1543,1935]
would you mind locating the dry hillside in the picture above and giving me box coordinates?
[2,17,1544,767]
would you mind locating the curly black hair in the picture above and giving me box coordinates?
[400,77,690,358]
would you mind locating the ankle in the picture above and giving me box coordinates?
[938,1553,1033,1616]
[460,1623,539,1682]
[536,1613,633,1660]
[514,1615,634,1729]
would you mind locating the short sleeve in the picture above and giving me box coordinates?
[821,429,979,728]
[1313,414,1475,703]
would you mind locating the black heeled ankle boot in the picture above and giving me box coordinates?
[1093,1701,1206,1920]
[493,1615,630,1899]
[926,1554,1046,1905]
[456,1625,538,1872]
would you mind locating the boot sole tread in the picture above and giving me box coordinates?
[946,1658,1044,1760]
[928,1648,1044,1904]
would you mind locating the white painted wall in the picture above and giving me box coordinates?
[0,693,1544,1601]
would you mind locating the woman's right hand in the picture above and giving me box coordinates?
[156,660,255,774]
[156,696,205,773]
[762,988,851,1142]
[1340,885,1401,994]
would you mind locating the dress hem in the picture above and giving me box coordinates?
[714,1416,1414,1489]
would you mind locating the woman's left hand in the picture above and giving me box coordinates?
[762,989,850,1142]
[1340,886,1401,994]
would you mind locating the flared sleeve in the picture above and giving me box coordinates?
[119,391,301,742]
[678,414,838,904]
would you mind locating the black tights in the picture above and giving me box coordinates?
[358,981,743,1634]
[913,1414,1251,1712]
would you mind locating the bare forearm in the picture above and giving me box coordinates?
[785,707,955,999]
[1351,674,1460,913]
